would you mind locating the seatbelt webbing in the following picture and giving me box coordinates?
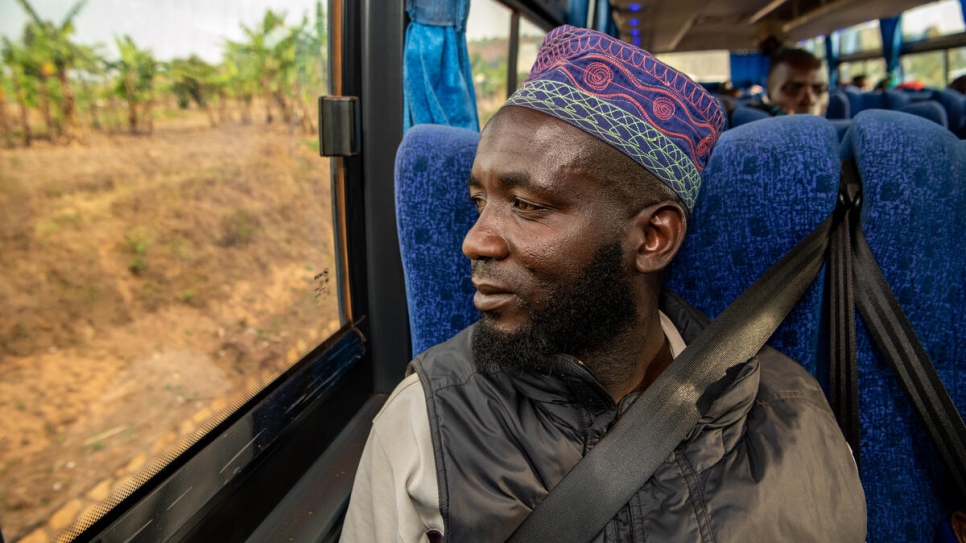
[852,223,966,502]
[507,210,837,543]
[828,163,861,460]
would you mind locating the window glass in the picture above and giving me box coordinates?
[838,58,887,88]
[902,50,948,87]
[799,36,826,59]
[902,0,966,42]
[655,51,731,83]
[466,0,511,127]
[840,20,883,55]
[517,17,547,88]
[950,47,966,85]
[0,1,339,540]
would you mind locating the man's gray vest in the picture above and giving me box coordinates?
[410,294,866,542]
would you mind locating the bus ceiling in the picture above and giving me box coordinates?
[606,0,937,52]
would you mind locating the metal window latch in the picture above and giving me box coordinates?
[318,96,361,157]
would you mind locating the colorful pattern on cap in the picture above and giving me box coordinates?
[505,25,725,210]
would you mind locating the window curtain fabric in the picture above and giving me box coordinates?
[403,0,479,132]
[729,53,769,88]
[825,32,841,89]
[595,0,612,33]
[879,16,903,87]
[568,0,590,29]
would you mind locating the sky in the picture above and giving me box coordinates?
[0,0,542,63]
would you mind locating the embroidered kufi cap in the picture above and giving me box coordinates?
[505,25,725,211]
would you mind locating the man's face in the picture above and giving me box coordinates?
[463,107,638,369]
[767,62,830,115]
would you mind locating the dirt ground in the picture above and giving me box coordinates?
[0,110,341,542]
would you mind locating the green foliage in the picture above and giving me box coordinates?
[0,2,329,143]
[124,226,153,274]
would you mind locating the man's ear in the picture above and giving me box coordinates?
[630,202,687,274]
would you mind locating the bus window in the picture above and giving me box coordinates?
[902,50,948,87]
[0,1,343,541]
[839,59,887,87]
[655,51,731,83]
[841,20,883,56]
[902,0,966,42]
[517,17,547,89]
[467,0,512,127]
[950,47,966,83]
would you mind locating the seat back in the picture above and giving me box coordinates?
[666,115,841,374]
[827,90,851,119]
[395,124,480,355]
[843,109,966,543]
[935,89,966,137]
[898,100,949,128]
[730,106,771,127]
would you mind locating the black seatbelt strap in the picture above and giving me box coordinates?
[851,207,966,502]
[507,208,840,543]
[828,161,861,460]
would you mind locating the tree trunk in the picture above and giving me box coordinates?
[274,90,291,125]
[203,100,216,127]
[218,90,229,123]
[125,73,138,134]
[143,97,154,134]
[37,75,56,140]
[240,95,253,124]
[56,67,78,143]
[82,78,101,130]
[261,78,273,123]
[12,73,31,146]
[294,81,315,134]
[0,73,13,148]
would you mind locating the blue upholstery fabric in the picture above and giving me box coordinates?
[730,106,771,127]
[395,124,480,354]
[884,89,914,110]
[829,119,852,141]
[403,0,479,132]
[666,115,841,376]
[898,101,949,128]
[842,110,966,543]
[935,89,966,137]
[827,90,851,119]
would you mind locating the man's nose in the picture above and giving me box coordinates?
[462,208,510,261]
[801,87,815,106]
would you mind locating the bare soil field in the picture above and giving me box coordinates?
[0,110,341,542]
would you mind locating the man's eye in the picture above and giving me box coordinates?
[813,84,829,94]
[513,198,544,212]
[469,196,486,214]
[783,83,805,94]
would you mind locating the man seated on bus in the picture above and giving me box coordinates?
[750,47,830,116]
[341,26,865,543]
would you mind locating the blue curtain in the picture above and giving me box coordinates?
[595,0,612,33]
[961,0,966,27]
[825,32,841,89]
[568,0,590,28]
[879,16,903,87]
[729,53,769,88]
[403,0,479,132]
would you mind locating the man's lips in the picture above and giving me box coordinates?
[472,281,515,311]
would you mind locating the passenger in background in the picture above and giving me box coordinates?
[748,48,829,116]
[949,75,966,95]
[851,74,870,92]
[341,25,865,543]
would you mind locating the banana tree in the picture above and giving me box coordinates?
[15,0,89,143]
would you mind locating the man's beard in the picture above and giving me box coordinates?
[472,241,638,375]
